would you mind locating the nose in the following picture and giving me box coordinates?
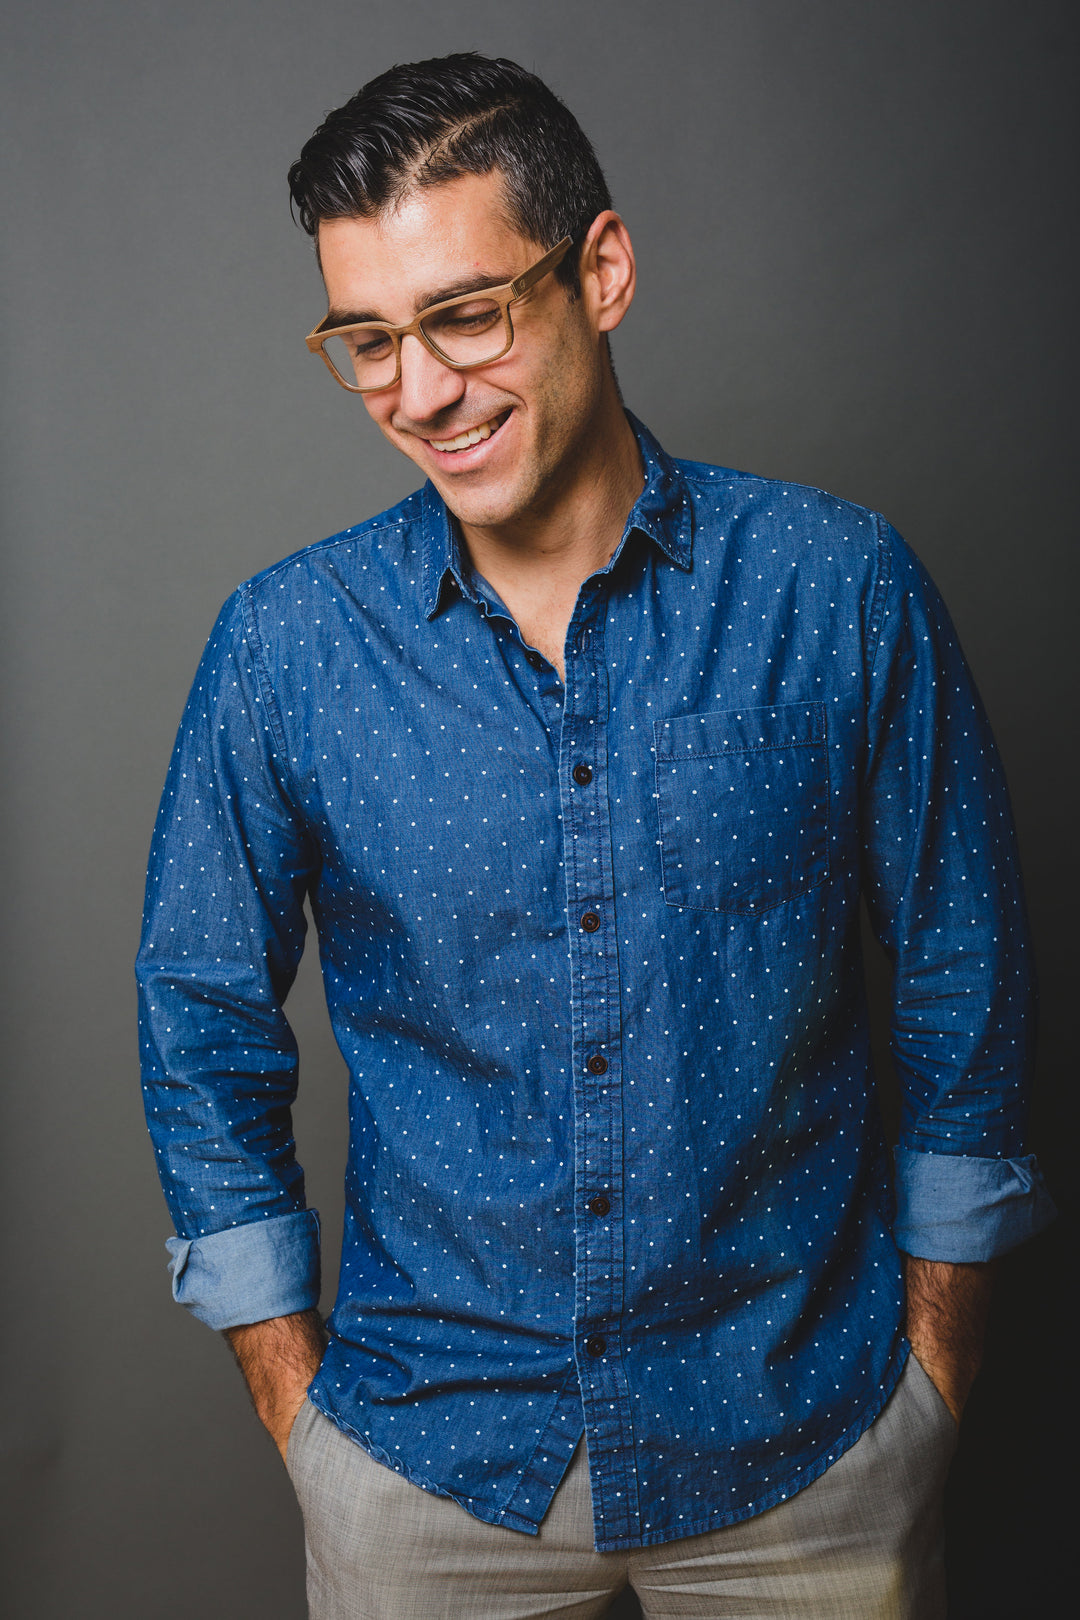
[397,331,467,423]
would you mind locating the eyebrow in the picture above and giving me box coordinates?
[322,268,516,331]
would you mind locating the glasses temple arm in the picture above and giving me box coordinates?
[508,236,574,299]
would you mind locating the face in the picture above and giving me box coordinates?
[316,172,615,532]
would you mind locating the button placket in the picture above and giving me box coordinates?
[557,595,637,1544]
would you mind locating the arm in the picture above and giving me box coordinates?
[225,1307,327,1461]
[902,1254,994,1423]
[861,524,1054,1387]
[138,593,323,1347]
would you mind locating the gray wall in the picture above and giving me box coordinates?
[2,3,1073,1615]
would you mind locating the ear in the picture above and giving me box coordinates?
[578,211,636,335]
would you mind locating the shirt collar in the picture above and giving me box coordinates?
[420,412,694,620]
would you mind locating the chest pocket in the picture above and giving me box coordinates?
[654,703,829,913]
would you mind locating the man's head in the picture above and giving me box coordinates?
[288,55,637,534]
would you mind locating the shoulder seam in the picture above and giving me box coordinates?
[679,467,766,488]
[243,513,422,596]
[678,467,882,528]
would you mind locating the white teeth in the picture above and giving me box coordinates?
[431,417,499,453]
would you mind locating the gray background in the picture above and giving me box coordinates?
[2,2,1074,1615]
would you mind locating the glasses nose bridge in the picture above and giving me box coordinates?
[399,319,447,371]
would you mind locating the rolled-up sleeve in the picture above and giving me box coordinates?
[166,1210,321,1330]
[136,590,322,1326]
[892,1148,1055,1261]
[862,522,1055,1261]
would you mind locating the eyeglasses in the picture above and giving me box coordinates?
[305,236,574,393]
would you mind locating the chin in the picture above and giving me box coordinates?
[431,476,533,531]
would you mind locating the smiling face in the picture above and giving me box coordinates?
[316,171,624,535]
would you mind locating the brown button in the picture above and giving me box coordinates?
[588,1194,611,1217]
[585,1335,607,1358]
[586,1054,608,1076]
[580,911,601,932]
[572,763,593,786]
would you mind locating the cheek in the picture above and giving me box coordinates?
[363,396,394,433]
[533,349,595,436]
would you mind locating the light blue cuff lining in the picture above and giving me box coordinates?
[892,1148,1056,1262]
[166,1209,321,1330]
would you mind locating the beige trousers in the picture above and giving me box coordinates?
[286,1352,957,1619]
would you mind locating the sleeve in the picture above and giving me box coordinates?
[136,590,323,1329]
[861,520,1056,1262]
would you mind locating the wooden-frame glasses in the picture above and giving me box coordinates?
[305,237,574,394]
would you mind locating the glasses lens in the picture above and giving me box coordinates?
[420,298,509,364]
[322,330,398,391]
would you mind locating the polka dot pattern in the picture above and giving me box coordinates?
[137,414,1036,1550]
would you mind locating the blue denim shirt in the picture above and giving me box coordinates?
[137,415,1053,1550]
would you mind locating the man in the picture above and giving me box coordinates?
[137,52,1054,1619]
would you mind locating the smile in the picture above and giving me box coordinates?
[428,412,509,453]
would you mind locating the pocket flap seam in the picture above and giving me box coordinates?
[655,701,826,763]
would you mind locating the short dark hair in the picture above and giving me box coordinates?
[287,53,612,293]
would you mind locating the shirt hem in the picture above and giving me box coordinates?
[591,1342,910,1552]
[307,1344,910,1551]
[305,1390,544,1537]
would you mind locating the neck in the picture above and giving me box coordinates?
[458,390,644,603]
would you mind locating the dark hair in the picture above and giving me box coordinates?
[287,53,612,293]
